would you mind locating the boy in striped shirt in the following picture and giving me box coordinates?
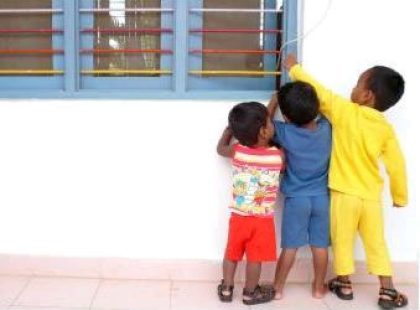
[217,102,285,305]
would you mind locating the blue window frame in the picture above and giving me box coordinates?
[0,0,299,99]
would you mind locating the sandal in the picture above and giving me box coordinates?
[217,279,234,302]
[242,284,275,305]
[378,288,408,309]
[328,277,354,300]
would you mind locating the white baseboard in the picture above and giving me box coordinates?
[0,255,416,284]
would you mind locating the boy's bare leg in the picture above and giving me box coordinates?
[273,248,298,299]
[223,259,238,287]
[244,261,261,291]
[311,247,328,298]
[379,275,394,289]
[379,276,395,301]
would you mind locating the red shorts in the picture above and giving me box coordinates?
[224,213,277,262]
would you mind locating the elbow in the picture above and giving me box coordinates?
[216,145,224,156]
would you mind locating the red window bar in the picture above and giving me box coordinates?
[190,49,280,55]
[189,28,281,34]
[81,28,173,35]
[0,49,64,55]
[80,49,172,54]
[0,29,63,34]
[189,8,282,13]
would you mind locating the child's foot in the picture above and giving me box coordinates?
[273,284,284,300]
[328,277,354,300]
[274,288,283,300]
[217,279,234,302]
[378,287,408,309]
[312,283,327,299]
[242,285,275,305]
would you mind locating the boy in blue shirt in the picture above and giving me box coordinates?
[267,81,332,299]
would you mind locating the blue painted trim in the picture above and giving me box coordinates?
[0,90,273,100]
[281,0,298,84]
[64,0,77,92]
[174,0,188,93]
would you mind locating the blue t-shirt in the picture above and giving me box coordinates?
[273,117,332,197]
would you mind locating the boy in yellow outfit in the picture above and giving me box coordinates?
[284,54,408,309]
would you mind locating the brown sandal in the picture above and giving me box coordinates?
[328,277,354,300]
[242,284,275,305]
[217,279,234,302]
[378,288,408,309]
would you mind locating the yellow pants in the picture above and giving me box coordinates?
[330,191,392,276]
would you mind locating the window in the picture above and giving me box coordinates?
[0,0,298,99]
[0,0,65,90]
[79,0,173,90]
[188,0,280,91]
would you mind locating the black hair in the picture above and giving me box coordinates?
[277,81,319,126]
[228,102,268,147]
[366,66,405,112]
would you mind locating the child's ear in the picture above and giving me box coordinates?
[259,126,270,140]
[258,127,266,140]
[364,89,375,106]
[359,89,375,107]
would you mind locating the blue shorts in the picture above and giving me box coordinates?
[281,195,330,249]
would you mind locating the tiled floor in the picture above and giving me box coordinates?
[0,276,417,310]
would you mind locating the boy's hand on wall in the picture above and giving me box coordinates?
[284,54,298,71]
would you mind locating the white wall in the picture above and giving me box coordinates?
[0,0,418,262]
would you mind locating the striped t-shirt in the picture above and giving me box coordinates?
[230,144,285,217]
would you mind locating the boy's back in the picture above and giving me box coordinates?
[274,117,331,197]
[289,64,407,206]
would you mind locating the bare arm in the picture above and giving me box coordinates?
[267,92,279,120]
[217,127,234,158]
[284,54,353,124]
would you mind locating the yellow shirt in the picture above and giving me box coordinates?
[289,64,407,206]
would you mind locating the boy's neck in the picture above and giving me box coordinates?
[358,101,375,109]
[303,120,318,130]
[253,139,270,148]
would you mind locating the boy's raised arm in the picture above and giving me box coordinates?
[284,54,351,124]
[267,93,279,120]
[217,127,234,158]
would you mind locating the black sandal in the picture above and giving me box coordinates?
[378,288,408,309]
[242,284,275,305]
[217,279,234,302]
[328,277,354,300]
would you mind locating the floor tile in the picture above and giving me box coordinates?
[171,281,251,310]
[323,284,418,310]
[14,277,99,308]
[91,279,170,310]
[0,276,29,306]
[9,307,89,310]
[249,284,329,310]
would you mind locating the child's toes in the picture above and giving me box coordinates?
[312,284,327,299]
[274,291,283,300]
